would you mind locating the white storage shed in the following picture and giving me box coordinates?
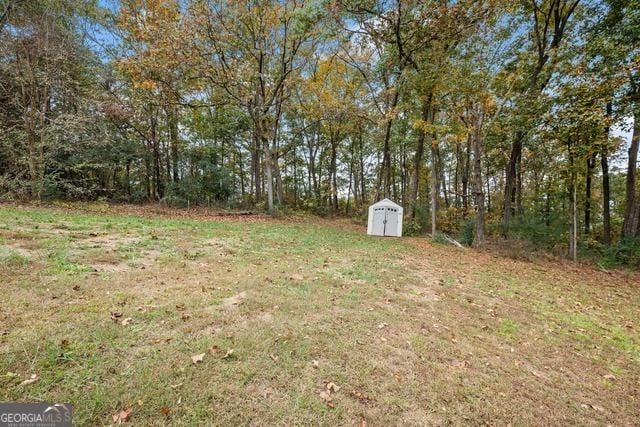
[367,198,403,237]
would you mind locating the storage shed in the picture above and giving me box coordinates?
[367,198,403,237]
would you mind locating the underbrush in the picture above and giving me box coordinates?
[586,238,640,269]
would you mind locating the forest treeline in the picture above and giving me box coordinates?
[0,0,639,264]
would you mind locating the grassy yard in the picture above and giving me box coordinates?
[0,204,639,425]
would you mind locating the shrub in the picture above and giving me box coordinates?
[165,165,234,207]
[598,238,640,268]
[403,220,423,236]
[458,219,475,247]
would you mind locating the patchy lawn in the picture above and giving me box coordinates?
[1,204,639,425]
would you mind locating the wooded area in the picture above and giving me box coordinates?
[0,0,638,264]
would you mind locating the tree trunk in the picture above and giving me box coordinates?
[622,109,640,237]
[273,149,284,204]
[263,137,275,214]
[438,148,449,209]
[330,132,338,212]
[359,138,366,205]
[502,131,524,232]
[569,163,578,261]
[430,143,438,236]
[585,154,595,234]
[471,112,485,246]
[410,96,433,218]
[601,102,612,245]
[167,102,180,183]
[462,133,471,215]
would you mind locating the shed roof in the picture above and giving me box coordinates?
[370,198,402,208]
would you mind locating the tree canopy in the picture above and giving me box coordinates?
[1,0,639,264]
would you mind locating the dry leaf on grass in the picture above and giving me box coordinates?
[110,312,123,322]
[121,317,133,326]
[20,373,38,385]
[319,390,334,408]
[319,380,341,408]
[208,346,220,354]
[319,390,332,402]
[222,292,246,309]
[581,403,605,412]
[160,406,170,418]
[223,349,234,359]
[350,390,374,404]
[112,408,132,424]
[326,382,341,393]
[191,353,205,364]
[603,374,616,380]
[269,354,279,362]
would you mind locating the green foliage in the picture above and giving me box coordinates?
[165,165,234,207]
[595,238,640,268]
[496,213,568,250]
[403,221,423,236]
[458,219,475,247]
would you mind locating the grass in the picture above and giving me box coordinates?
[0,203,639,425]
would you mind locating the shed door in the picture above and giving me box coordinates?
[384,207,398,236]
[372,207,385,236]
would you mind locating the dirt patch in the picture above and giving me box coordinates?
[73,234,140,251]
[401,284,440,303]
[222,291,247,309]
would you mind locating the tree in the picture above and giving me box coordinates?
[502,0,581,231]
[189,0,323,214]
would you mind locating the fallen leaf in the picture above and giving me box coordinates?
[20,373,38,385]
[121,317,133,326]
[110,312,123,322]
[377,322,388,329]
[72,285,80,291]
[319,390,332,402]
[160,406,170,418]
[223,349,234,359]
[581,403,605,412]
[350,390,374,404]
[112,408,131,424]
[289,274,304,281]
[208,346,220,354]
[603,374,616,380]
[222,292,246,309]
[191,353,205,364]
[269,354,279,362]
[326,382,340,393]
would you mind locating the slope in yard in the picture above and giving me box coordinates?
[0,205,639,425]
